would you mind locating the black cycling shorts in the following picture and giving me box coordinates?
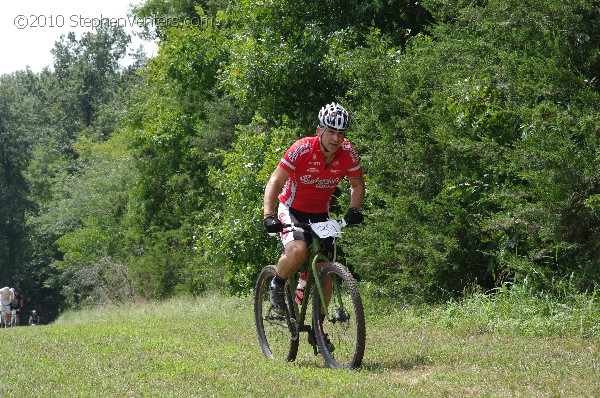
[278,204,336,261]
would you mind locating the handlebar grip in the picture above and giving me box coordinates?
[281,223,311,233]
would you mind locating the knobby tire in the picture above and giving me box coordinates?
[312,262,366,369]
[254,265,299,362]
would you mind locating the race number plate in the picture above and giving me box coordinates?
[311,220,343,239]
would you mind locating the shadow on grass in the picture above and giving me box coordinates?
[361,354,434,372]
[289,353,434,372]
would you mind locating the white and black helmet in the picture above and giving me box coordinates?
[318,102,350,132]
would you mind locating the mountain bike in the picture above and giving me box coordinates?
[254,219,365,369]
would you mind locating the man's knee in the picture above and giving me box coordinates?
[284,241,308,263]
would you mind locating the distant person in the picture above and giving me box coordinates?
[29,310,39,326]
[0,287,14,327]
[10,289,23,326]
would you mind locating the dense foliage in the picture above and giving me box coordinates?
[0,0,598,319]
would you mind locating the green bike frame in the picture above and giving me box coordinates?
[291,233,341,323]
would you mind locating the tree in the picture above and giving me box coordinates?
[0,72,37,283]
[52,26,130,128]
[196,115,298,292]
[22,26,139,313]
[221,0,432,125]
[338,0,600,295]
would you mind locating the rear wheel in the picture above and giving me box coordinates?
[254,265,299,362]
[312,262,365,369]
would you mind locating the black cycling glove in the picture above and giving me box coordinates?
[263,216,283,234]
[343,208,364,225]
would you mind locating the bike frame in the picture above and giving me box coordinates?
[288,227,344,337]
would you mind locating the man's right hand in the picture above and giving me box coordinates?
[263,216,283,234]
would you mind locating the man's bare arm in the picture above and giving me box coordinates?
[348,174,365,210]
[263,166,290,217]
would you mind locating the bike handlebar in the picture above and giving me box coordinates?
[281,222,312,232]
[280,219,348,234]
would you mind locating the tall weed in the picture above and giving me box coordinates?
[435,280,599,338]
[362,279,599,339]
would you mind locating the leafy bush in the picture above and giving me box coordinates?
[195,115,299,293]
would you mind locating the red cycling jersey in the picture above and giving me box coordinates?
[278,136,362,213]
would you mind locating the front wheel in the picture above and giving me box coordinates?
[254,265,299,362]
[312,262,366,369]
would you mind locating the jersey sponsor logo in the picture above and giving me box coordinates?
[287,141,312,162]
[281,179,297,207]
[307,167,319,173]
[299,175,342,189]
[348,147,360,165]
[342,142,360,165]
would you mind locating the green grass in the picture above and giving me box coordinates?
[2,290,599,397]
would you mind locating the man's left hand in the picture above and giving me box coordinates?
[344,208,364,225]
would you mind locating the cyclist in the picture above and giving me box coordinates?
[29,310,40,325]
[0,286,14,327]
[262,102,365,315]
[10,288,23,326]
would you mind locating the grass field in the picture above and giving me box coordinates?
[2,290,598,397]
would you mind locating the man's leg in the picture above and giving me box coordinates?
[318,237,336,310]
[276,240,308,279]
[270,240,308,314]
[317,261,333,308]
